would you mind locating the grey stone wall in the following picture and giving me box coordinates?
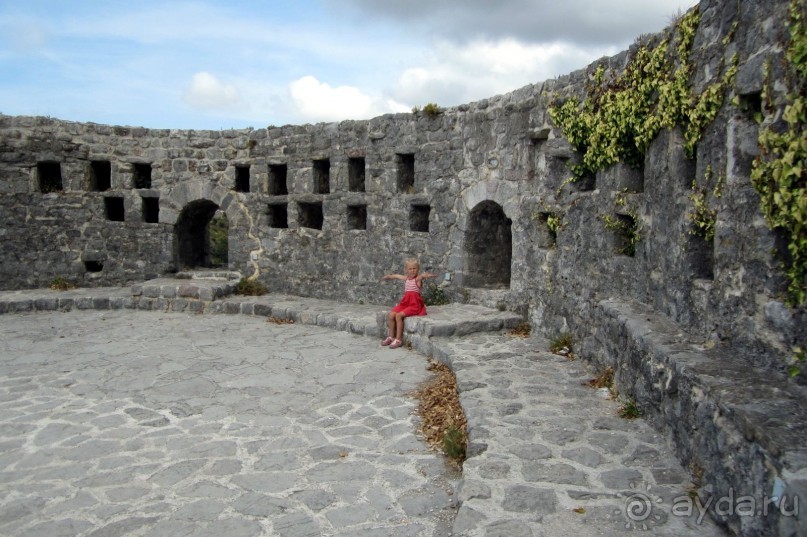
[0,0,803,369]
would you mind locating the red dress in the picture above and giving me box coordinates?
[392,277,427,316]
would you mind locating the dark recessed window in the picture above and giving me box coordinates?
[38,162,63,193]
[90,160,111,191]
[347,205,367,230]
[235,165,250,192]
[105,197,125,222]
[410,204,430,232]
[268,164,288,195]
[313,159,330,194]
[348,157,366,192]
[84,261,104,272]
[298,202,323,230]
[142,197,159,223]
[267,203,288,228]
[133,163,152,189]
[397,153,415,193]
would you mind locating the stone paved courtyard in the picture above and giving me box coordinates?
[0,310,457,536]
[0,293,729,536]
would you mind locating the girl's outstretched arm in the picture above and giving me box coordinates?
[382,274,406,281]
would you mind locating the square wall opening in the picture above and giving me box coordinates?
[133,163,152,189]
[104,197,125,222]
[84,261,104,272]
[267,203,289,229]
[410,204,430,232]
[269,164,288,195]
[298,202,323,230]
[608,213,638,257]
[348,157,366,192]
[313,159,330,194]
[142,197,159,223]
[90,160,111,191]
[397,153,415,193]
[235,165,250,193]
[347,205,367,230]
[37,162,63,193]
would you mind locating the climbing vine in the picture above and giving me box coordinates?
[750,0,807,307]
[549,6,738,181]
[688,165,724,242]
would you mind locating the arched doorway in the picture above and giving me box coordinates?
[175,200,221,270]
[464,200,512,288]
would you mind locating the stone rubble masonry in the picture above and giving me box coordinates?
[0,0,805,535]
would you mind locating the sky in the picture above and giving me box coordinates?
[0,0,697,130]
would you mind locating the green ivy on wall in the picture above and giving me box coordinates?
[549,7,738,182]
[751,0,807,307]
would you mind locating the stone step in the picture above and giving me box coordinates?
[0,287,524,344]
[131,277,239,301]
[174,270,242,280]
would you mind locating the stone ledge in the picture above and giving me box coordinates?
[374,304,524,355]
[595,298,807,537]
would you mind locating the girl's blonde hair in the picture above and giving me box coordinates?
[404,258,420,270]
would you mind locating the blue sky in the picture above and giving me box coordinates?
[0,0,696,130]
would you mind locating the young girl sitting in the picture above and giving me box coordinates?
[381,259,438,349]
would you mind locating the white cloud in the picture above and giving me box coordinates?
[389,39,615,107]
[183,72,241,111]
[289,75,408,122]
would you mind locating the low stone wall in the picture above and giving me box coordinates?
[593,299,806,536]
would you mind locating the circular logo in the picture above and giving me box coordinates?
[625,492,653,522]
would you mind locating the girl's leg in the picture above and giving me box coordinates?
[394,312,406,341]
[387,310,396,337]
[382,311,396,345]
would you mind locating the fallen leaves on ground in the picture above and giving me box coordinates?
[411,360,468,467]
[267,316,294,324]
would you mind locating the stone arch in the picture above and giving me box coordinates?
[175,199,221,269]
[464,200,512,288]
[159,180,241,271]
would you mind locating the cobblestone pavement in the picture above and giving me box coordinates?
[0,287,727,536]
[0,310,457,537]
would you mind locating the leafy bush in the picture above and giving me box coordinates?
[234,277,267,296]
[49,277,75,291]
[422,282,450,306]
[550,332,574,354]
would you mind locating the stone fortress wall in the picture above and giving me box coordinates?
[1,0,805,534]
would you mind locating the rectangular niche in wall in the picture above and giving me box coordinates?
[538,212,558,248]
[313,159,330,194]
[133,163,152,189]
[84,261,103,272]
[686,233,714,280]
[37,162,63,193]
[410,204,430,232]
[267,203,288,229]
[348,157,366,192]
[298,201,323,230]
[347,204,367,230]
[104,196,125,222]
[607,213,638,257]
[141,196,159,223]
[397,153,415,193]
[268,164,288,195]
[235,165,250,193]
[90,160,112,191]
